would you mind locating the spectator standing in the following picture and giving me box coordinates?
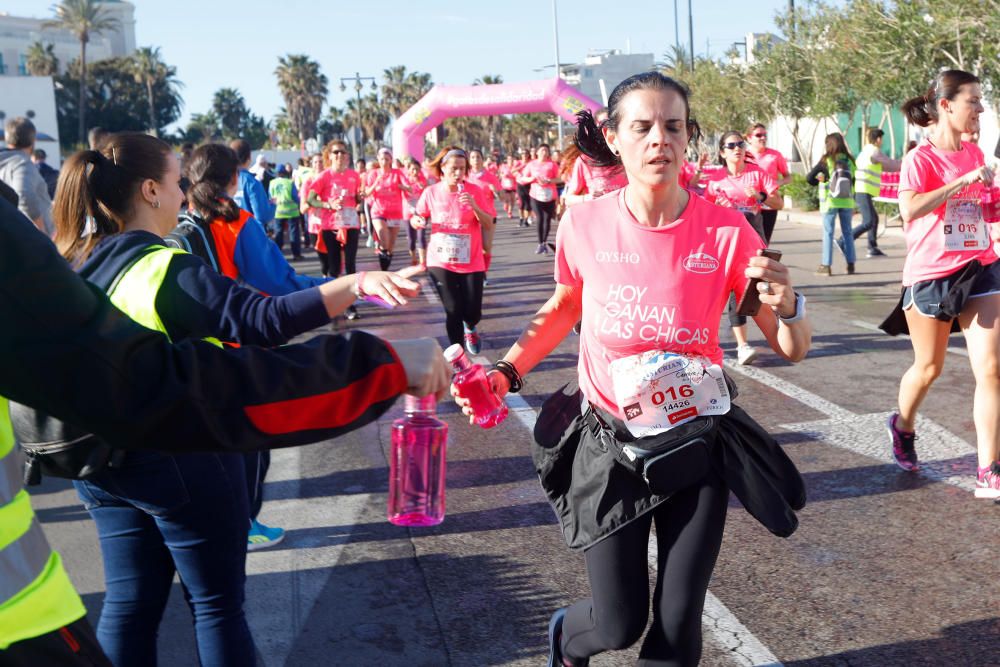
[31,149,59,199]
[0,117,53,235]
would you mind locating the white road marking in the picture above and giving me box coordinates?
[724,360,978,492]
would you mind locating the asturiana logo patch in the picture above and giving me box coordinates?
[683,252,719,274]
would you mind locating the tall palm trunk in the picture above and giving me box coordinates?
[146,79,157,137]
[78,38,86,146]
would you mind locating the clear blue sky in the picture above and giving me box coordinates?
[7,0,797,132]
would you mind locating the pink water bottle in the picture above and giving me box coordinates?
[982,182,1000,223]
[444,344,509,428]
[388,395,448,526]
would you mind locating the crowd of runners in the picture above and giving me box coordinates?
[1,66,998,667]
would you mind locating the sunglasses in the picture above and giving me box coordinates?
[331,150,348,155]
[752,133,767,138]
[724,141,746,150]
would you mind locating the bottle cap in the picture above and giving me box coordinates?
[404,394,436,412]
[443,343,466,363]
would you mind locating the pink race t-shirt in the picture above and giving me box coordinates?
[566,156,628,197]
[749,148,789,182]
[403,173,427,219]
[704,164,777,216]
[523,159,560,201]
[309,169,362,230]
[365,168,407,220]
[899,140,997,285]
[498,165,518,191]
[556,190,764,416]
[465,170,500,217]
[415,181,490,273]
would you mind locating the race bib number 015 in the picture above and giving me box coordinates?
[610,351,731,439]
[943,198,988,251]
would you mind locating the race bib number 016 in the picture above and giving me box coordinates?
[432,232,471,265]
[943,198,988,251]
[334,207,360,229]
[610,351,731,439]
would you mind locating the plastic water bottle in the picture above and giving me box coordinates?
[982,181,1000,223]
[444,344,509,429]
[388,395,448,526]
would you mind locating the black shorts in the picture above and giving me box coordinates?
[903,259,1000,318]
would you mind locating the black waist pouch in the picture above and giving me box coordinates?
[586,405,717,496]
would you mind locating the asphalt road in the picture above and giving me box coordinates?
[32,207,1000,666]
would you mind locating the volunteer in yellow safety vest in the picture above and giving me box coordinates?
[0,191,449,665]
[851,127,901,258]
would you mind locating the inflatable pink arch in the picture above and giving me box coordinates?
[391,78,603,161]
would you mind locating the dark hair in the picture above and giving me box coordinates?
[229,138,252,164]
[186,143,241,222]
[745,122,767,138]
[902,69,980,127]
[866,127,884,143]
[469,149,484,160]
[821,132,854,167]
[32,148,47,160]
[716,131,745,165]
[5,117,36,149]
[87,127,108,150]
[574,71,700,168]
[428,145,467,179]
[54,132,173,265]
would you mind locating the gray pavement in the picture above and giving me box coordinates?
[31,207,1000,666]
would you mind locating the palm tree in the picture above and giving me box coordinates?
[474,74,503,152]
[380,66,433,119]
[274,54,328,147]
[25,41,59,76]
[130,47,181,137]
[45,0,120,145]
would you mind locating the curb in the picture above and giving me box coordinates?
[777,208,906,239]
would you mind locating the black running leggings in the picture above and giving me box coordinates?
[320,228,359,278]
[531,198,557,244]
[561,474,729,666]
[428,267,484,346]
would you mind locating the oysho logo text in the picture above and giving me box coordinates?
[595,250,641,264]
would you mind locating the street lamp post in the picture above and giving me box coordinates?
[551,0,563,147]
[340,72,377,158]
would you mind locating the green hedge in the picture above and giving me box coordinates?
[781,174,819,211]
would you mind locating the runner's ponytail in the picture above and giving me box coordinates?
[574,109,619,168]
[186,143,241,222]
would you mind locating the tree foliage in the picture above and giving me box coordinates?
[25,41,59,77]
[55,56,182,148]
[275,54,328,144]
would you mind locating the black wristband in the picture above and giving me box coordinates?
[493,360,523,394]
[757,191,768,203]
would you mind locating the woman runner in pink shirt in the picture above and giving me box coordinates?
[519,144,561,255]
[403,158,429,267]
[363,147,411,270]
[453,72,811,666]
[705,131,783,366]
[466,149,501,281]
[498,154,518,218]
[883,70,1000,497]
[745,123,790,243]
[411,146,495,355]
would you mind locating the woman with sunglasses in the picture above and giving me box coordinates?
[410,146,494,355]
[307,141,363,318]
[705,131,783,366]
[453,72,810,666]
[745,123,791,243]
[363,147,411,271]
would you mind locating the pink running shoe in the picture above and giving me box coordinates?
[975,462,1000,499]
[887,413,918,471]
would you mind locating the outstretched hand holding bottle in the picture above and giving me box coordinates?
[445,345,508,428]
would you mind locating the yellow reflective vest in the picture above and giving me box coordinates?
[855,144,882,197]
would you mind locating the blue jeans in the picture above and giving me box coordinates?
[273,216,303,257]
[74,450,254,667]
[822,207,856,266]
[851,193,880,250]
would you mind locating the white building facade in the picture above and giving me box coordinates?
[562,50,656,106]
[0,1,135,77]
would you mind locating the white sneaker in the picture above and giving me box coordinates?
[737,344,758,366]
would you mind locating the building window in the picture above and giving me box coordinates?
[0,54,6,75]
[584,68,593,77]
[18,54,27,76]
